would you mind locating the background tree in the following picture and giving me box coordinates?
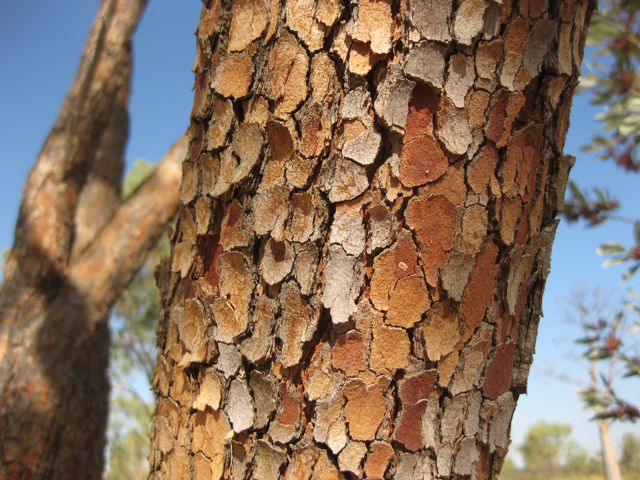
[0,0,187,477]
[502,421,622,480]
[571,291,638,480]
[563,0,640,279]
[148,1,594,478]
[619,432,640,476]
[518,422,573,478]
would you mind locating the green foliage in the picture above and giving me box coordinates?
[564,443,603,477]
[503,422,604,480]
[501,422,634,480]
[620,432,640,476]
[122,159,156,199]
[0,248,8,285]
[105,395,152,480]
[501,456,520,478]
[519,422,573,476]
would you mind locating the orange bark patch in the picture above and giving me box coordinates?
[422,161,467,206]
[483,342,516,399]
[503,126,543,200]
[264,32,309,117]
[364,442,394,478]
[228,0,268,51]
[394,370,437,451]
[467,145,498,196]
[399,85,447,188]
[279,282,316,367]
[351,0,393,55]
[344,378,388,441]
[405,195,457,286]
[370,318,411,373]
[370,232,419,311]
[462,241,499,335]
[213,252,254,342]
[419,300,461,361]
[386,275,430,328]
[438,350,459,388]
[192,410,230,479]
[332,330,367,375]
[499,197,523,245]
[211,53,253,99]
[400,136,449,188]
[348,41,375,76]
[198,2,222,39]
[486,89,525,148]
[468,89,491,129]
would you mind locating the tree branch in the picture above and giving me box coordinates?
[70,135,188,315]
[11,0,147,278]
[72,81,130,258]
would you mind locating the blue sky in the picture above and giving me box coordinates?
[1,0,638,459]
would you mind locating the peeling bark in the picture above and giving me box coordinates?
[150,0,594,478]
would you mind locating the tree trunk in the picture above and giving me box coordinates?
[0,1,187,478]
[149,0,593,478]
[597,420,622,480]
[589,361,622,480]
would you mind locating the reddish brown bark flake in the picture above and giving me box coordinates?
[400,136,449,188]
[394,370,437,451]
[399,85,447,188]
[462,240,499,335]
[405,195,458,286]
[520,0,548,18]
[332,330,367,375]
[483,343,516,399]
[467,145,499,197]
[266,121,294,161]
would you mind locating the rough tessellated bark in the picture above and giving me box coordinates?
[0,1,187,478]
[150,0,593,478]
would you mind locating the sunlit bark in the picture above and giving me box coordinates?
[149,0,594,478]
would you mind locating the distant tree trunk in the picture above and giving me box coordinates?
[0,0,187,478]
[149,0,593,478]
[589,361,622,480]
[597,420,622,480]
